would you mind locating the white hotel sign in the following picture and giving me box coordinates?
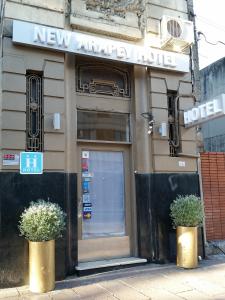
[12,20,189,72]
[184,94,225,127]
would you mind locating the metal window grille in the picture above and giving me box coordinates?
[76,61,131,98]
[26,73,43,152]
[168,90,181,157]
[204,134,225,152]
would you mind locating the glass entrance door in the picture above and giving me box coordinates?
[78,147,131,262]
[82,151,125,238]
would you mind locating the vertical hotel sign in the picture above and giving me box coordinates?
[12,20,189,73]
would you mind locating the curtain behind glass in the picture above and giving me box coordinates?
[83,151,125,238]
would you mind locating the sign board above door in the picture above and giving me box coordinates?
[12,20,189,73]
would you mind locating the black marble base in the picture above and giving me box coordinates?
[0,171,204,287]
[0,172,77,288]
[135,173,204,263]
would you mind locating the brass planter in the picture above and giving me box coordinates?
[177,226,198,269]
[29,240,55,293]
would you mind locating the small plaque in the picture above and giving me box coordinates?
[3,154,19,166]
[178,161,186,167]
[82,151,89,159]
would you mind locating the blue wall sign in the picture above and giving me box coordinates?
[20,152,43,174]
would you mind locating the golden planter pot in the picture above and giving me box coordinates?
[29,240,55,293]
[176,226,198,269]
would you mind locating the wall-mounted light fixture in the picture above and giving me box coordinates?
[141,112,154,135]
[53,113,61,130]
[158,122,168,137]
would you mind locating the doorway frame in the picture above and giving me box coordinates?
[77,142,136,262]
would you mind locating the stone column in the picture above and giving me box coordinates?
[133,65,152,173]
[64,53,77,173]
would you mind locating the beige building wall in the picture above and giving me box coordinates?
[1,0,198,174]
[149,70,197,173]
[4,0,65,28]
[1,31,65,171]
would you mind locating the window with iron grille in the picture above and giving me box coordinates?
[168,90,181,156]
[26,72,44,152]
[76,58,131,98]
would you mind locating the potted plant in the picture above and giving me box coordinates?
[170,194,204,269]
[19,200,66,293]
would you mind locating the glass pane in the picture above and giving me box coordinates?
[82,151,125,238]
[77,110,130,142]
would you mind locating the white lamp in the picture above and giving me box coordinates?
[159,122,167,137]
[53,113,61,130]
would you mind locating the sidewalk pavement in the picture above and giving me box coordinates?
[1,255,225,300]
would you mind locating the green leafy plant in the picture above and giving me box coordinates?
[19,200,66,242]
[170,195,204,228]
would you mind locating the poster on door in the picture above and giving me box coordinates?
[82,181,89,193]
[82,151,92,219]
[83,211,92,219]
[83,203,92,219]
[83,203,92,212]
[83,194,91,203]
[82,151,89,159]
[82,172,93,178]
[82,158,88,172]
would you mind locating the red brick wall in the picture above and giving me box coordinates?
[201,152,225,240]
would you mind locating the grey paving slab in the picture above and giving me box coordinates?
[1,297,21,300]
[177,289,215,300]
[152,278,193,294]
[204,275,225,289]
[118,277,185,300]
[49,289,80,299]
[2,256,225,300]
[17,286,29,292]
[214,295,225,300]
[99,280,150,300]
[73,283,117,299]
[137,288,184,300]
[22,293,51,300]
[17,285,32,297]
[181,277,225,297]
[0,287,19,299]
[122,272,186,292]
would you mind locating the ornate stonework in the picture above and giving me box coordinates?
[70,0,145,40]
[85,0,144,18]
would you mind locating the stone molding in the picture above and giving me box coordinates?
[70,0,145,40]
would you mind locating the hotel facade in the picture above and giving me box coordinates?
[0,0,201,287]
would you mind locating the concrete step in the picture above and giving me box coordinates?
[76,257,147,276]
